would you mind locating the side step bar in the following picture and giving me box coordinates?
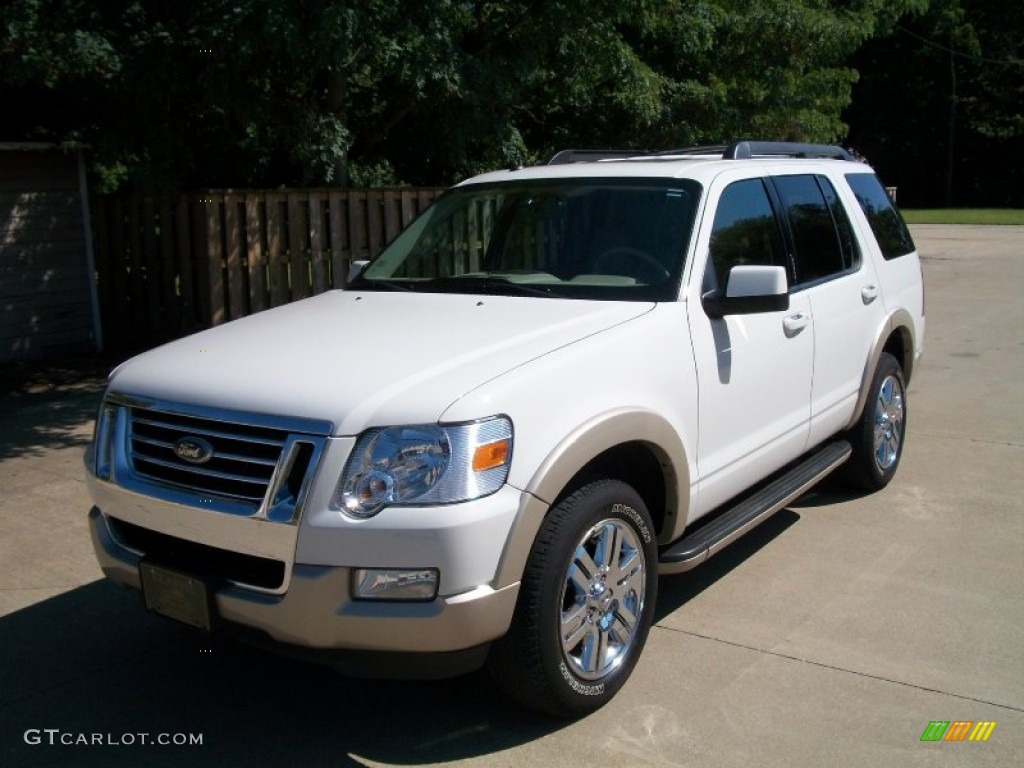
[658,441,851,575]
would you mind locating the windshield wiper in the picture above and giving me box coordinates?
[422,275,557,298]
[348,277,418,293]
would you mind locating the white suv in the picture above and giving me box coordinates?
[86,142,924,717]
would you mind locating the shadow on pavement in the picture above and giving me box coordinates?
[786,478,867,508]
[0,358,110,461]
[653,476,868,623]
[0,581,564,768]
[654,508,801,623]
[0,513,808,767]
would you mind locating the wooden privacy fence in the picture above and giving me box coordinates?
[92,187,445,352]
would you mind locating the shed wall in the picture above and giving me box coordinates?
[0,149,94,362]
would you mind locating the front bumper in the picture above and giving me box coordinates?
[89,507,520,657]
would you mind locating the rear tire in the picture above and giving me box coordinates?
[840,352,907,491]
[488,479,658,717]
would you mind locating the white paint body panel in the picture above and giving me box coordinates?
[804,264,887,446]
[108,291,652,436]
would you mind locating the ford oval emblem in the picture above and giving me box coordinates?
[173,436,214,464]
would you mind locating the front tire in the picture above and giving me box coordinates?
[488,479,658,717]
[840,352,907,491]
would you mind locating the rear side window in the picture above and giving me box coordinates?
[845,173,916,260]
[818,176,859,272]
[707,179,785,292]
[772,175,848,284]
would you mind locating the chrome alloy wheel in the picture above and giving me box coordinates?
[873,374,905,471]
[559,517,646,681]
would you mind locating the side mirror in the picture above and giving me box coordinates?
[702,265,789,318]
[347,259,370,285]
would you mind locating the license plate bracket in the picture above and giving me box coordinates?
[139,561,214,631]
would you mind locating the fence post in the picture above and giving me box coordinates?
[194,192,223,327]
[245,193,267,313]
[328,191,347,288]
[223,193,246,321]
[158,197,177,335]
[287,192,309,301]
[174,194,196,332]
[141,197,161,334]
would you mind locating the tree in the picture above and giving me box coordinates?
[2,0,407,189]
[2,1,932,192]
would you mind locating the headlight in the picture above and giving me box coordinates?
[87,401,117,480]
[335,416,513,518]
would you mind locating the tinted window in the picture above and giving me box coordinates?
[772,175,846,284]
[845,173,916,260]
[707,179,785,292]
[357,178,701,302]
[818,176,859,271]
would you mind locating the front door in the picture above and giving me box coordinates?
[686,175,813,518]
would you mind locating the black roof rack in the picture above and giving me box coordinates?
[651,145,730,156]
[548,141,853,165]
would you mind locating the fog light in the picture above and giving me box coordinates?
[353,568,439,601]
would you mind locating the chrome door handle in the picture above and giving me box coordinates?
[783,312,809,337]
[861,285,879,304]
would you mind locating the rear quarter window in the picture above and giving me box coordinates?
[845,173,916,260]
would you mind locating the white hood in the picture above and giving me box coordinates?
[108,290,653,435]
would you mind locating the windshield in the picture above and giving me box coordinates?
[351,178,702,301]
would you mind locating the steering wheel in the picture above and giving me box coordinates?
[592,247,670,283]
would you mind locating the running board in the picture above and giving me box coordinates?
[658,441,852,575]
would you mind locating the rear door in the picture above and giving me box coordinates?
[769,173,887,444]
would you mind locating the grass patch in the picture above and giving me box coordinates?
[901,209,1024,225]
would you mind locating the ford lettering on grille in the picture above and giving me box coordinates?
[173,436,215,464]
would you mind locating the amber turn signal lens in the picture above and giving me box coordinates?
[472,439,510,472]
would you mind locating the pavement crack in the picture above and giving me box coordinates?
[656,625,1024,713]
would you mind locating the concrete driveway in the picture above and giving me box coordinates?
[1,225,1021,767]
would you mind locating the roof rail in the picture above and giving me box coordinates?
[724,141,853,161]
[651,146,729,156]
[548,149,649,165]
[548,142,854,165]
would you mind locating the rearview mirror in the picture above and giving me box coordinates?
[347,259,370,285]
[702,265,789,318]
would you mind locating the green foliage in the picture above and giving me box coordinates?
[0,0,936,192]
[347,160,404,188]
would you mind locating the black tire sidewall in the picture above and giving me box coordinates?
[531,480,659,715]
[852,352,907,490]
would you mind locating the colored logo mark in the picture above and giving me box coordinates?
[920,721,996,742]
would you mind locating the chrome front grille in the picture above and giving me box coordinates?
[129,408,287,504]
[95,396,331,524]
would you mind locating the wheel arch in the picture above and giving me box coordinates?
[846,310,916,431]
[492,408,691,588]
